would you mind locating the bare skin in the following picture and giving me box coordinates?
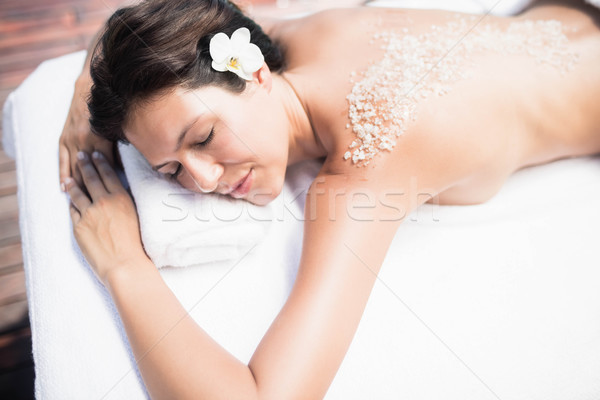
[264,1,600,205]
[60,2,600,399]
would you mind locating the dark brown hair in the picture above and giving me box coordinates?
[88,0,287,143]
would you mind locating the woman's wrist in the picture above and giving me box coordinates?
[105,254,158,291]
[75,72,92,92]
[73,72,92,115]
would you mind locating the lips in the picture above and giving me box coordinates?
[229,169,253,198]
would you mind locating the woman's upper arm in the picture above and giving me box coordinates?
[248,164,433,399]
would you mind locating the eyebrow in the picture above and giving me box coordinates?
[151,116,201,171]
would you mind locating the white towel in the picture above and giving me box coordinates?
[119,143,322,268]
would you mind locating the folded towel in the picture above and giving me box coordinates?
[120,142,322,268]
[120,144,323,268]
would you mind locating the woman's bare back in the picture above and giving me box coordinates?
[268,2,600,205]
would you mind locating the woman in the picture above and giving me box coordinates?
[57,0,600,398]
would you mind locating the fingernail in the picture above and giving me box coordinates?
[92,151,102,159]
[61,177,71,192]
[77,151,87,161]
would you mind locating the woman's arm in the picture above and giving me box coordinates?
[67,143,443,399]
[58,26,119,189]
[248,170,419,399]
[106,259,259,399]
[65,151,258,399]
[102,171,419,400]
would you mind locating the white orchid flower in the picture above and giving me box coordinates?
[209,27,265,81]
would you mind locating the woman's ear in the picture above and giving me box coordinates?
[251,62,272,93]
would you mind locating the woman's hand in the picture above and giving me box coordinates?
[58,75,118,188]
[63,150,148,286]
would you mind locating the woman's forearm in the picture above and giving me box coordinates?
[105,259,258,400]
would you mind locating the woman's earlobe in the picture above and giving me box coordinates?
[255,62,272,92]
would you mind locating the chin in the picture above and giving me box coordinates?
[246,189,279,206]
[247,180,284,206]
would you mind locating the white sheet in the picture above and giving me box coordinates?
[3,2,600,399]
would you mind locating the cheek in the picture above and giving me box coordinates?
[216,126,257,162]
[177,173,200,193]
[257,163,286,199]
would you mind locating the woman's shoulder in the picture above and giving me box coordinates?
[269,8,410,149]
[266,6,439,67]
[268,8,497,191]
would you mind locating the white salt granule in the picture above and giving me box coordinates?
[344,15,580,166]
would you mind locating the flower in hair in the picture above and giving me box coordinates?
[209,27,264,81]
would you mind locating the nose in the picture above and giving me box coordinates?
[181,156,224,193]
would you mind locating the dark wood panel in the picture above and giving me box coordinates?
[0,242,22,271]
[0,0,131,15]
[0,218,20,248]
[0,263,23,278]
[0,16,104,53]
[0,170,17,197]
[0,41,87,74]
[0,299,29,335]
[0,194,18,223]
[0,270,25,306]
[0,150,16,173]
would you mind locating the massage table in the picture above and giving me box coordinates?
[3,0,600,398]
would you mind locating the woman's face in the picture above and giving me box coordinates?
[124,82,290,206]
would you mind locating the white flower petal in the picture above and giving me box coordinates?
[212,60,228,72]
[230,27,251,55]
[237,69,253,81]
[209,27,263,81]
[239,43,265,74]
[226,64,252,80]
[209,32,231,64]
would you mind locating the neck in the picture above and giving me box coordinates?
[272,72,327,165]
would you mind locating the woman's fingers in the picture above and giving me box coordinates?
[57,107,115,190]
[58,136,84,188]
[76,151,109,199]
[65,177,92,214]
[95,140,117,171]
[68,202,81,225]
[58,139,71,185]
[90,151,126,194]
[72,149,127,201]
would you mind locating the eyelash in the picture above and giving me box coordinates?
[167,127,215,181]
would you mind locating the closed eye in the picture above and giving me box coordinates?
[167,127,215,181]
[198,126,215,148]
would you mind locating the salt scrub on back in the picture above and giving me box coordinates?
[344,14,581,166]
